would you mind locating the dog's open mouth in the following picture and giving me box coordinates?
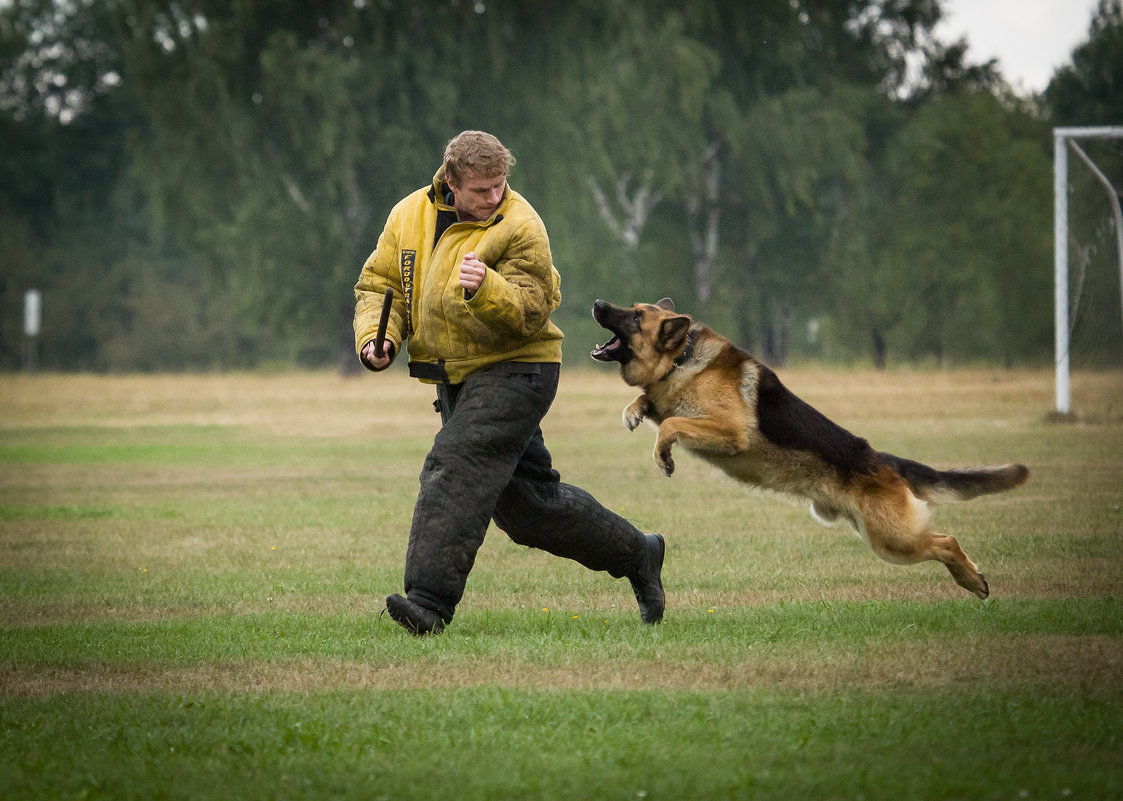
[591,334,632,363]
[591,300,635,364]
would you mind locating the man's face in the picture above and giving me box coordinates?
[448,171,506,221]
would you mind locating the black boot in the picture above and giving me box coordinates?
[629,533,665,624]
[386,593,445,635]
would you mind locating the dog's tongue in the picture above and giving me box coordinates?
[591,335,621,362]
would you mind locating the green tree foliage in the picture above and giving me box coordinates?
[1,0,1111,371]
[0,0,249,371]
[1047,0,1123,126]
[116,1,458,366]
[1044,0,1123,370]
[842,92,1053,366]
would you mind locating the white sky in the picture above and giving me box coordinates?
[935,0,1100,93]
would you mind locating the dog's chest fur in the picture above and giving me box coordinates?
[646,332,756,422]
[643,327,869,496]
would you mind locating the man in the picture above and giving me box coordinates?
[354,130,665,635]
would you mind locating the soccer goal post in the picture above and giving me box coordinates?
[1054,125,1123,415]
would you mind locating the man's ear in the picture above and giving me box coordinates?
[658,315,691,353]
[655,297,675,311]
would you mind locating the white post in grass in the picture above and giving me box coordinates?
[1054,129,1070,415]
[23,289,41,374]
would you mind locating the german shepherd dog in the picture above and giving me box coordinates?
[591,298,1029,599]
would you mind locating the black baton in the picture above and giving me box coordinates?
[373,287,393,358]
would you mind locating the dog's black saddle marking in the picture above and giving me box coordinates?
[755,364,873,478]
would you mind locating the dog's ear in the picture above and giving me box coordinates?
[655,298,675,311]
[658,315,691,353]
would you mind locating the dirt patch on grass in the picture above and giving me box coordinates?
[3,634,1118,697]
[0,595,383,628]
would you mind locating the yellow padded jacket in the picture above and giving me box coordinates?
[354,167,563,384]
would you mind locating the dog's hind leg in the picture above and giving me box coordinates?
[860,478,989,599]
[867,522,989,599]
[924,533,989,599]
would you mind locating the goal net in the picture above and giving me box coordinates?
[1054,126,1123,414]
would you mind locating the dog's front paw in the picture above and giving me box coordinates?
[623,402,646,431]
[655,445,675,476]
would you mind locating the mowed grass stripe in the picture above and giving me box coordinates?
[1,687,1119,801]
[5,597,1120,697]
[4,596,1123,649]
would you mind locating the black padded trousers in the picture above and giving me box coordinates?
[402,362,648,624]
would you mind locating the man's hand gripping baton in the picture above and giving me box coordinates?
[374,287,393,360]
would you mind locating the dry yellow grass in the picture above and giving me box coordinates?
[2,633,1118,697]
[3,366,1120,432]
[0,370,439,436]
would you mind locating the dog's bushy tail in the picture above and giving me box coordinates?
[889,457,1029,504]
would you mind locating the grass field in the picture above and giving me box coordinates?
[1,366,1121,800]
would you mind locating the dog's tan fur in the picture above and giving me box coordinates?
[592,298,1029,599]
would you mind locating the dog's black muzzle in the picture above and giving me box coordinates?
[591,300,635,364]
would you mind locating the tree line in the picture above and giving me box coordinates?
[1,0,1120,372]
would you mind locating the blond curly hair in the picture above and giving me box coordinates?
[442,131,516,183]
